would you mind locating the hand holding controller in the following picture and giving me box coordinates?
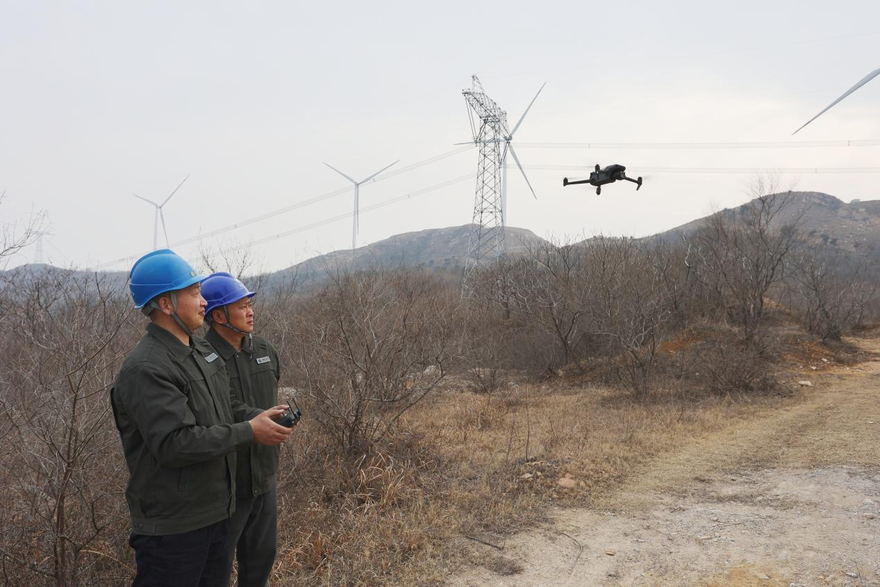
[276,396,302,428]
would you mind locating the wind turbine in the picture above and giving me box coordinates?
[500,83,545,226]
[793,66,880,134]
[323,160,398,249]
[133,175,189,250]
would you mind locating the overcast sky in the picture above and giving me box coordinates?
[1,1,878,273]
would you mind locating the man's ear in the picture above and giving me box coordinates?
[211,308,227,325]
[156,295,175,315]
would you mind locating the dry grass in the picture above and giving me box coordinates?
[267,359,812,585]
[233,321,880,587]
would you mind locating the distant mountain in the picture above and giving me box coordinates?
[0,263,128,286]
[263,224,549,290]
[9,193,879,294]
[645,191,880,265]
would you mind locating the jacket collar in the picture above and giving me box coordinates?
[204,326,239,360]
[146,322,193,361]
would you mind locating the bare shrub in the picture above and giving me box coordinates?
[790,248,877,341]
[691,336,775,393]
[653,239,711,328]
[289,268,460,455]
[0,194,44,268]
[504,239,592,372]
[463,259,563,378]
[583,237,673,396]
[688,181,802,346]
[459,303,510,392]
[0,269,137,585]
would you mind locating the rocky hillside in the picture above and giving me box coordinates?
[263,224,549,290]
[647,191,880,265]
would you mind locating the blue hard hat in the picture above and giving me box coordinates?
[129,249,205,309]
[201,272,256,317]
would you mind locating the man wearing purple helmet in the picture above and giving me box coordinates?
[201,272,287,587]
[111,250,293,587]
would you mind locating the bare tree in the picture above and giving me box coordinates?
[790,248,876,341]
[198,238,265,290]
[0,270,136,585]
[690,179,803,346]
[291,268,459,454]
[504,239,592,372]
[1,195,45,267]
[584,237,672,396]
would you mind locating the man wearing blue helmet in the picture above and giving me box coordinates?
[201,272,286,587]
[111,250,293,587]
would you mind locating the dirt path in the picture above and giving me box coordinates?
[449,337,880,587]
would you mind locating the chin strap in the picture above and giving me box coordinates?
[142,292,193,338]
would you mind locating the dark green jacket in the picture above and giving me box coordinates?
[111,323,253,536]
[205,328,281,498]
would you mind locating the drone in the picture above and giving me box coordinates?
[562,164,643,195]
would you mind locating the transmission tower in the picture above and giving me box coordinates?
[33,231,53,264]
[461,75,543,286]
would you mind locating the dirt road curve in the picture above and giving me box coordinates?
[449,337,880,587]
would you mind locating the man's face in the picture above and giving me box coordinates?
[166,283,207,331]
[216,297,255,334]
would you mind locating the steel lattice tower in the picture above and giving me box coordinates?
[461,76,544,289]
[462,75,510,284]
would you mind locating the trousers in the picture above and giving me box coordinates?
[225,483,278,587]
[129,519,231,587]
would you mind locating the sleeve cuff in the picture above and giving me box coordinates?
[233,421,253,447]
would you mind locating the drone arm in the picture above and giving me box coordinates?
[562,178,591,186]
[620,175,644,190]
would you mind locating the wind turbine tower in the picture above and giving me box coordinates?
[461,75,544,282]
[324,160,398,249]
[133,175,189,250]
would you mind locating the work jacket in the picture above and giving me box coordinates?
[205,328,281,498]
[111,323,254,536]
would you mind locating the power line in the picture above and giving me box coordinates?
[526,165,880,174]
[516,139,880,150]
[165,145,472,250]
[94,172,476,269]
[236,173,475,251]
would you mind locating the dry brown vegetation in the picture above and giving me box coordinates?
[0,191,879,585]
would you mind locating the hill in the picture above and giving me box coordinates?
[263,224,549,290]
[7,193,879,292]
[647,191,880,265]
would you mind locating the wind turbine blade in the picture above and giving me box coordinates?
[510,82,546,137]
[323,162,358,184]
[133,193,159,207]
[162,175,189,207]
[153,208,159,250]
[159,208,169,247]
[360,160,399,184]
[508,144,537,200]
[793,67,880,135]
